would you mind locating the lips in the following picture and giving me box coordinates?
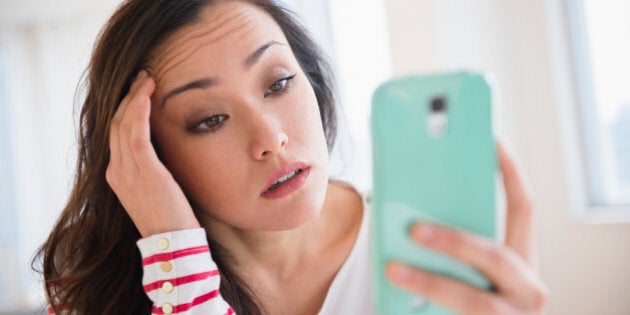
[261,161,310,196]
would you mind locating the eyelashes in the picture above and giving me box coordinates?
[188,114,228,133]
[188,73,297,134]
[264,73,296,97]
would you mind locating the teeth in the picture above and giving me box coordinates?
[272,170,300,187]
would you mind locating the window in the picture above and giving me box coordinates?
[564,0,630,220]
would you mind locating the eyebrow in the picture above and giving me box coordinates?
[162,40,286,107]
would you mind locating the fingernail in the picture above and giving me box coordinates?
[412,224,436,243]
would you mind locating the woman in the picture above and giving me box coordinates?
[37,0,548,314]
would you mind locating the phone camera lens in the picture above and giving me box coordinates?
[427,95,449,138]
[430,96,447,112]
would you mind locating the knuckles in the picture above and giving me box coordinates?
[443,229,468,253]
[105,164,117,188]
[438,228,484,258]
[118,119,133,135]
[467,296,507,315]
[486,245,512,272]
[105,163,130,192]
[130,135,147,152]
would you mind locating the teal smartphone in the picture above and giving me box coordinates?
[370,72,499,315]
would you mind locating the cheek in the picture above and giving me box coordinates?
[171,145,255,223]
[285,78,328,145]
[179,147,232,181]
[152,128,244,205]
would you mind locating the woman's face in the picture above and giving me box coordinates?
[147,1,330,231]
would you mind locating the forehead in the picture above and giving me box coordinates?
[149,1,288,90]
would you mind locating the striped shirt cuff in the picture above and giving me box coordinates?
[137,228,234,315]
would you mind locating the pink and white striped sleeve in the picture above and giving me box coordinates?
[136,228,235,315]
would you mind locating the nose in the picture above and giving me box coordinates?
[250,114,289,160]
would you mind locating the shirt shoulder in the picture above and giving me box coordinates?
[319,179,376,315]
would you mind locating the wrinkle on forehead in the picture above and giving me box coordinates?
[147,2,268,90]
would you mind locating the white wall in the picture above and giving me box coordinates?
[383,0,630,314]
[0,1,120,310]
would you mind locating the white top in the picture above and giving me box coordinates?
[318,182,374,315]
[135,180,374,315]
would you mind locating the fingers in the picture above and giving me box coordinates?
[106,71,155,184]
[497,141,536,266]
[383,142,547,313]
[113,71,156,173]
[386,262,514,315]
[109,71,150,169]
[408,224,547,309]
[126,75,157,170]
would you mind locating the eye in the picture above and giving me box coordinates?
[189,114,229,134]
[265,74,296,97]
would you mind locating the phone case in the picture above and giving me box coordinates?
[371,72,498,315]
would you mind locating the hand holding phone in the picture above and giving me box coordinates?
[382,145,548,315]
[370,72,547,314]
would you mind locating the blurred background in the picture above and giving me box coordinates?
[0,0,629,314]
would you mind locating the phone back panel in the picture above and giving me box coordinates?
[371,72,497,315]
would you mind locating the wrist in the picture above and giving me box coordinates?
[141,220,202,238]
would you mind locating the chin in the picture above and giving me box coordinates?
[267,203,322,231]
[257,169,329,231]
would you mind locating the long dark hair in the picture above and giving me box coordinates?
[34,0,337,313]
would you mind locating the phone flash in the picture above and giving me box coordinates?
[428,96,449,138]
[428,112,448,138]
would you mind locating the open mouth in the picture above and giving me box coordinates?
[267,169,303,191]
[261,166,310,199]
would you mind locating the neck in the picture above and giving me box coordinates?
[197,181,363,315]
[203,209,328,282]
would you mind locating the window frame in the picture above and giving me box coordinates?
[561,0,630,223]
